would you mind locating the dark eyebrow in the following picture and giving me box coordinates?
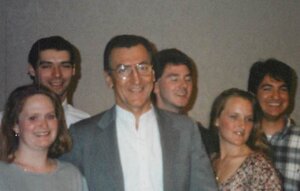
[259,84,272,88]
[61,61,73,64]
[259,82,288,89]
[114,61,151,68]
[114,63,128,68]
[39,61,52,65]
[166,73,180,78]
[39,60,72,65]
[138,60,151,65]
[279,84,289,90]
[280,83,288,87]
[165,72,192,78]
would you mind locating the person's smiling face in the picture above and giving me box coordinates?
[14,94,58,152]
[216,96,254,147]
[28,49,75,101]
[256,75,289,121]
[105,44,154,116]
[154,64,192,113]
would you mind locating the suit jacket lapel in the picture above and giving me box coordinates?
[96,106,125,191]
[155,108,180,191]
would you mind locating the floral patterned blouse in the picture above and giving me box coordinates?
[213,152,282,191]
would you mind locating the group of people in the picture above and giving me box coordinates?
[0,34,298,191]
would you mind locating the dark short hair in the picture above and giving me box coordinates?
[154,48,194,80]
[0,84,71,162]
[209,88,268,154]
[248,58,294,95]
[28,36,76,69]
[103,34,156,72]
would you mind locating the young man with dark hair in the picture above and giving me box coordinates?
[248,58,299,190]
[153,48,193,114]
[153,48,218,155]
[27,36,90,127]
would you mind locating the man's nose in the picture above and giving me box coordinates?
[131,67,141,84]
[180,79,189,88]
[271,89,280,99]
[52,66,62,77]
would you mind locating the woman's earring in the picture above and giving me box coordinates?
[13,125,20,137]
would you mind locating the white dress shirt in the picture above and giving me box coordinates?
[62,100,90,128]
[116,106,163,191]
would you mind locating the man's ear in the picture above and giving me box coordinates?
[104,71,114,89]
[27,64,36,77]
[152,70,155,82]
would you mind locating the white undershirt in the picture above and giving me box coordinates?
[266,118,292,141]
[116,105,163,191]
[266,134,273,141]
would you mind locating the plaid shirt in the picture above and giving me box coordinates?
[269,119,300,191]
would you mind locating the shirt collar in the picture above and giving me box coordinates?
[273,118,293,139]
[62,99,67,106]
[116,105,154,119]
[116,105,155,127]
[62,99,68,110]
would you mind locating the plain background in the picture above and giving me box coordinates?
[1,0,299,127]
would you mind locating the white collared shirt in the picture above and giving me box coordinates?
[116,106,163,191]
[62,100,90,128]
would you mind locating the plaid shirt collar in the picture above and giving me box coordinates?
[272,117,293,140]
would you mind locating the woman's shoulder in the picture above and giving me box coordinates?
[57,160,80,169]
[245,152,282,189]
[0,161,13,171]
[0,161,20,179]
[245,152,279,176]
[0,161,8,169]
[247,152,272,166]
[56,160,88,191]
[56,160,82,176]
[0,161,7,167]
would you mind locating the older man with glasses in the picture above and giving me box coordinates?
[61,34,217,191]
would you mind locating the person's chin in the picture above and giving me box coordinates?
[174,100,188,107]
[50,87,65,96]
[264,113,285,121]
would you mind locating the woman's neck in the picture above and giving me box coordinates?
[214,144,252,184]
[13,149,56,173]
[219,143,251,159]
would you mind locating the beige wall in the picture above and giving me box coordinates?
[1,0,300,126]
[0,0,5,108]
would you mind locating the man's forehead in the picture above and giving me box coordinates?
[110,45,150,64]
[39,49,71,60]
[111,44,149,54]
[163,63,191,74]
[260,74,287,86]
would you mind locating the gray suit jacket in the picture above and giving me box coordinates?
[61,106,217,191]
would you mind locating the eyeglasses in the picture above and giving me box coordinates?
[110,63,153,79]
